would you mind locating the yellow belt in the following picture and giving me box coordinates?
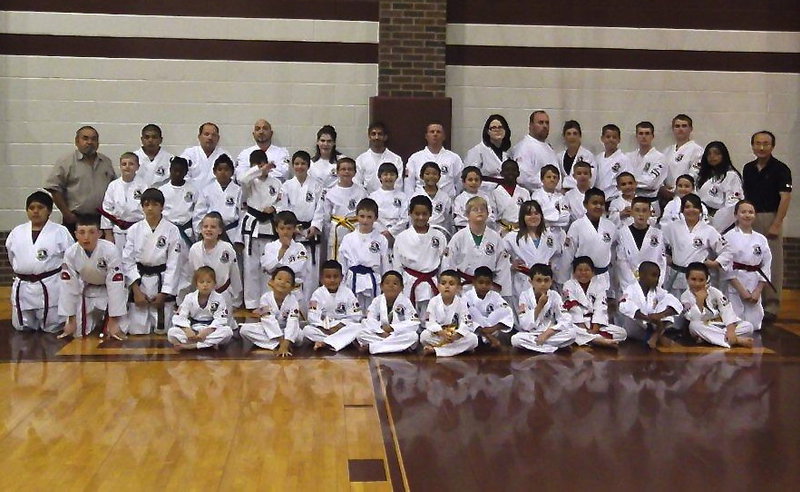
[330,215,357,259]
[498,220,519,232]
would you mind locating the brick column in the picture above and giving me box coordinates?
[371,0,451,160]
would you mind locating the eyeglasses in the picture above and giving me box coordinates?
[488,126,504,131]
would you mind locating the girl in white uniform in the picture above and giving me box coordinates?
[6,192,74,332]
[452,166,497,230]
[681,262,754,348]
[719,200,771,330]
[168,266,233,350]
[464,114,512,190]
[695,141,744,233]
[356,271,420,354]
[309,125,343,189]
[660,174,708,226]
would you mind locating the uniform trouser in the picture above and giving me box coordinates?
[419,329,479,357]
[125,274,174,335]
[12,307,63,333]
[167,324,233,349]
[71,294,124,338]
[574,323,628,346]
[302,322,362,351]
[510,328,575,353]
[688,320,753,348]
[356,329,419,354]
[727,287,765,330]
[239,320,301,350]
[619,316,675,341]
[753,212,782,315]
[243,236,272,309]
[112,231,128,257]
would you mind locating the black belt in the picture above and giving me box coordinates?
[14,267,61,330]
[243,207,277,254]
[136,263,167,276]
[225,219,239,231]
[177,219,194,247]
[246,206,275,223]
[15,267,61,283]
[297,220,319,265]
[189,317,213,326]
[594,264,610,275]
[669,263,688,274]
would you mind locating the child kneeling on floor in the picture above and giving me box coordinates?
[168,266,233,350]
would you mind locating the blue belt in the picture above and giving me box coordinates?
[594,264,610,275]
[349,265,377,297]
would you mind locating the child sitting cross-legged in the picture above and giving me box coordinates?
[168,266,233,350]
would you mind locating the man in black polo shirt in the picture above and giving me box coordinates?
[742,130,792,322]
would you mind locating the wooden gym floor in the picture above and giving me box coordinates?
[0,288,799,491]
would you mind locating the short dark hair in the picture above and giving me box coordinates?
[26,191,53,210]
[461,166,482,182]
[194,265,217,283]
[199,122,219,135]
[292,150,311,165]
[734,199,756,215]
[473,266,494,280]
[751,130,776,147]
[249,149,268,164]
[213,154,235,172]
[631,196,653,208]
[583,187,605,204]
[75,125,98,137]
[141,123,162,137]
[75,213,101,228]
[572,256,595,272]
[368,121,387,134]
[529,263,553,279]
[562,120,582,136]
[169,156,189,172]
[275,210,298,227]
[601,124,621,137]
[409,194,433,214]
[140,188,165,206]
[540,164,560,179]
[439,269,462,284]
[672,114,693,127]
[322,259,343,274]
[686,261,709,279]
[378,162,398,177]
[356,198,379,216]
[336,156,356,171]
[529,110,547,123]
[635,121,655,133]
[680,193,703,211]
[381,270,403,286]
[639,261,661,276]
[573,160,592,173]
[273,265,296,284]
[616,171,635,183]
[419,161,440,179]
[675,174,695,188]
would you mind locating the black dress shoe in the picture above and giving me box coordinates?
[763,312,778,324]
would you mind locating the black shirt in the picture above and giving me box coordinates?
[742,156,792,213]
[629,225,648,250]
[563,151,576,176]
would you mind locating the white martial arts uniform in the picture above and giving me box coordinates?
[615,225,667,291]
[452,190,497,230]
[558,146,597,190]
[309,157,340,189]
[463,289,514,344]
[186,240,243,320]
[662,216,725,294]
[311,183,368,261]
[412,188,453,236]
[442,227,512,297]
[509,135,559,191]
[168,290,233,349]
[6,220,73,332]
[100,176,147,255]
[659,196,709,227]
[369,188,408,239]
[238,166,282,306]
[355,148,404,194]
[530,188,570,230]
[663,140,703,189]
[511,289,575,352]
[607,196,635,227]
[356,293,420,354]
[135,147,173,188]
[464,141,507,188]
[697,170,744,233]
[562,278,627,345]
[503,229,562,298]
[617,282,683,340]
[235,144,291,183]
[194,180,243,244]
[277,175,324,270]
[563,215,617,291]
[719,227,772,330]
[239,291,302,349]
[594,149,631,201]
[404,147,464,199]
[392,225,448,312]
[260,239,310,309]
[491,184,531,233]
[301,285,364,351]
[122,218,182,334]
[626,147,667,200]
[59,239,127,337]
[339,229,390,309]
[180,145,231,192]
[563,187,589,223]
[159,181,197,249]
[419,294,479,357]
[680,287,754,347]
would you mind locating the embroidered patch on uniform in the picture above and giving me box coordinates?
[320,189,328,200]
[486,304,495,313]
[650,235,659,246]
[61,271,71,280]
[36,249,48,261]
[393,197,402,208]
[309,300,318,310]
[133,190,143,200]
[369,241,381,253]
[517,197,524,205]
[298,249,307,258]
[395,305,405,316]
[184,191,194,202]
[546,236,554,247]
[156,236,167,248]
[112,272,124,282]
[602,233,612,243]
[720,295,730,306]
[443,246,450,257]
[485,243,495,255]
[564,237,571,247]
[287,255,296,263]
[291,308,300,316]
[519,303,527,313]
[329,168,337,176]
[611,162,620,172]
[692,238,703,249]
[434,202,443,213]
[210,301,220,312]
[221,251,230,263]
[676,154,684,162]
[305,191,314,202]
[348,199,356,210]
[96,258,108,270]
[441,165,449,175]
[709,186,719,196]
[156,167,166,176]
[452,313,460,324]
[561,202,570,210]
[225,197,235,206]
[335,302,347,314]
[754,245,762,256]
[431,236,441,249]
[644,162,651,171]
[353,302,361,312]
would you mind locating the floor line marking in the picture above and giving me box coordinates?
[374,360,410,492]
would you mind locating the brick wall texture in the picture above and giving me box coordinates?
[378,0,447,97]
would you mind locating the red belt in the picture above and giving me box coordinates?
[215,278,231,294]
[97,207,136,230]
[14,267,61,329]
[404,267,439,305]
[732,262,759,272]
